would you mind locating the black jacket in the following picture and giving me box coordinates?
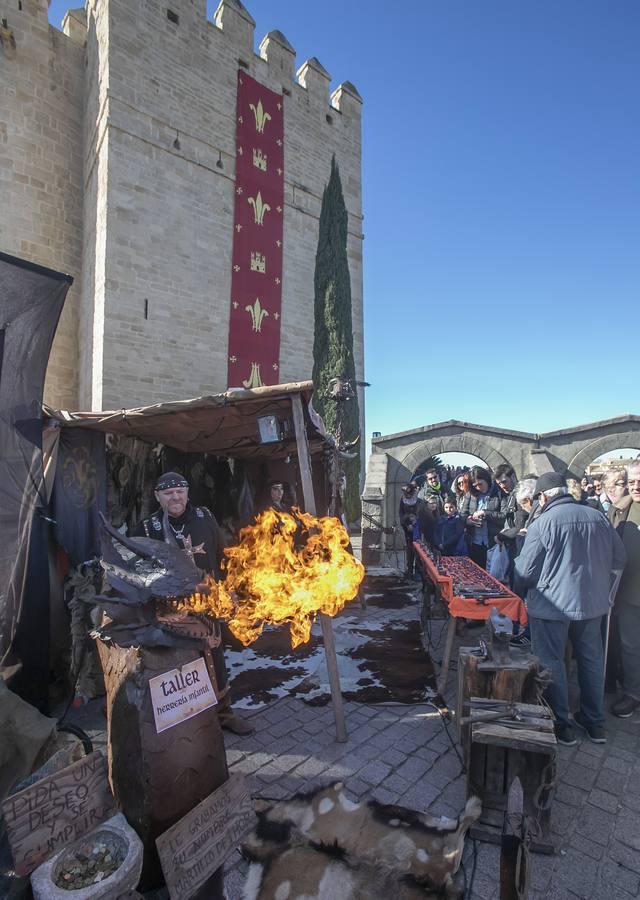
[460,482,505,547]
[420,484,445,516]
[131,503,224,577]
[399,497,435,544]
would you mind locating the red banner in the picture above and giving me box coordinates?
[227,71,284,389]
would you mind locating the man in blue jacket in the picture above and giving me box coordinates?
[515,472,626,746]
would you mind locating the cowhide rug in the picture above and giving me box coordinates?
[242,781,480,899]
[224,573,437,709]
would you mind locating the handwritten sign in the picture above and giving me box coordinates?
[1,751,114,876]
[149,656,217,734]
[156,775,256,900]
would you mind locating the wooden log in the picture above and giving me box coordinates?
[457,649,487,749]
[97,640,228,891]
[491,659,539,703]
[459,648,541,749]
[291,393,347,743]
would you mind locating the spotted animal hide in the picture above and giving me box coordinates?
[242,782,480,899]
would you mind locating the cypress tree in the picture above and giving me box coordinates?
[312,156,361,522]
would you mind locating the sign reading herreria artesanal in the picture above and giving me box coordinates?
[149,656,217,734]
[1,751,114,876]
[156,774,256,900]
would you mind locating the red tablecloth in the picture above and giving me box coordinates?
[414,543,528,626]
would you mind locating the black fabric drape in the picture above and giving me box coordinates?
[0,252,71,696]
[54,428,106,565]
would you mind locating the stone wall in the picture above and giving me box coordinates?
[1,0,364,420]
[0,0,85,408]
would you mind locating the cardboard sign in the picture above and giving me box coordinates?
[156,774,256,900]
[1,751,114,876]
[149,656,217,734]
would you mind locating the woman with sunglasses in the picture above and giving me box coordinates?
[452,472,471,513]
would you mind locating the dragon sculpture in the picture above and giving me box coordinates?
[89,512,218,647]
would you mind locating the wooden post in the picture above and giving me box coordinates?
[291,394,347,743]
[437,616,457,697]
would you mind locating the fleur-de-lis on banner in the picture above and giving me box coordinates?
[245,298,269,333]
[247,191,271,226]
[242,362,263,389]
[249,99,271,134]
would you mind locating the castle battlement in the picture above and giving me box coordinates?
[213,0,361,118]
[1,0,364,425]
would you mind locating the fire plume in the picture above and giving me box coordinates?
[182,508,364,648]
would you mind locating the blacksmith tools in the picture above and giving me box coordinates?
[488,606,513,665]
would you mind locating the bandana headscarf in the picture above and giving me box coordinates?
[155,471,189,491]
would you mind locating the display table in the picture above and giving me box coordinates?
[414,543,528,693]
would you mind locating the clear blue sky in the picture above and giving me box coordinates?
[48,1,640,441]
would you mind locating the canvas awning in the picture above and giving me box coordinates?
[44,381,329,460]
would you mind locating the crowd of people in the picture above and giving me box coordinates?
[399,460,640,745]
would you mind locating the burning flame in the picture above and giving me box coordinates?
[181,508,364,648]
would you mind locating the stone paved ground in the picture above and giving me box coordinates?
[67,572,640,899]
[221,576,640,900]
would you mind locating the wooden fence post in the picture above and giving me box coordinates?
[291,394,347,743]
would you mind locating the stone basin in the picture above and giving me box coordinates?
[30,813,143,900]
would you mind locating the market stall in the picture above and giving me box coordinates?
[414,542,527,693]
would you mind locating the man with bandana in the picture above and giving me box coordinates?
[131,471,254,735]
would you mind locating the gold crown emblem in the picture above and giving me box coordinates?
[250,252,266,273]
[253,148,267,172]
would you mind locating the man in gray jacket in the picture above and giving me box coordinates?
[515,472,626,746]
[609,460,640,718]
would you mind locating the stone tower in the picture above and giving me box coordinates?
[0,0,364,417]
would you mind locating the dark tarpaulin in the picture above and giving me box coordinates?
[0,252,71,707]
[54,428,106,566]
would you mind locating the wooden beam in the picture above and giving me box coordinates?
[291,394,347,743]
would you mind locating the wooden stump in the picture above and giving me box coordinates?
[457,647,540,752]
[97,640,228,890]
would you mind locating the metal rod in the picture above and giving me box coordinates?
[291,394,347,742]
[603,569,623,684]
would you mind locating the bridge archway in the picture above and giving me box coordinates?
[567,428,640,476]
[361,415,640,566]
[401,436,514,479]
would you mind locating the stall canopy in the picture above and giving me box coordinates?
[45,381,329,459]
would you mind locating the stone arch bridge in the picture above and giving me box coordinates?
[361,415,640,565]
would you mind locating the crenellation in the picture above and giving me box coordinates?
[331,81,363,117]
[213,0,255,53]
[61,7,86,46]
[259,29,295,82]
[296,57,332,105]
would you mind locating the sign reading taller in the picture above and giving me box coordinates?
[227,72,284,390]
